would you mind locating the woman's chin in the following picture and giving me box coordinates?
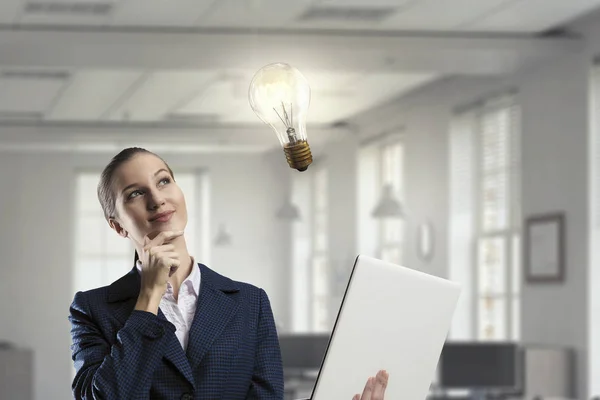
[146,226,176,239]
[146,220,185,238]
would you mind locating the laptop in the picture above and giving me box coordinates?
[309,255,461,400]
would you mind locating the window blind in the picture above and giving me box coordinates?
[449,93,521,341]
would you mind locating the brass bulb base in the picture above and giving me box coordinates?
[283,140,313,172]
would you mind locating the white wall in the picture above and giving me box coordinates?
[518,55,590,399]
[0,153,75,400]
[0,149,288,400]
[573,11,600,398]
[320,137,360,325]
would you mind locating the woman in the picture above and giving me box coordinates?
[68,147,389,399]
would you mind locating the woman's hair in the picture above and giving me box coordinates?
[97,147,175,266]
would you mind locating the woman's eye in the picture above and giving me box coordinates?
[126,178,170,200]
[128,190,142,199]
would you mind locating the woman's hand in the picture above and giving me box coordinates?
[135,230,183,314]
[352,370,389,400]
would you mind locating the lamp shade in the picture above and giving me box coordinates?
[371,184,404,219]
[276,197,301,220]
[214,224,232,246]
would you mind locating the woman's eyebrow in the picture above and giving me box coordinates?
[121,168,169,195]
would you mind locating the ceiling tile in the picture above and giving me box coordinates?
[176,69,437,125]
[183,68,367,124]
[310,72,437,123]
[47,70,143,120]
[0,70,69,115]
[173,78,248,122]
[318,0,413,7]
[0,0,23,24]
[106,70,217,121]
[301,70,365,123]
[17,0,117,26]
[197,0,313,28]
[358,72,437,100]
[382,0,514,31]
[302,70,363,92]
[465,0,600,32]
[111,0,214,27]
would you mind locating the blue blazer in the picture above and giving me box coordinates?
[68,262,284,399]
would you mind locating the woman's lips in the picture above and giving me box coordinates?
[150,211,175,223]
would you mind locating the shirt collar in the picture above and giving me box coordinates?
[136,256,201,296]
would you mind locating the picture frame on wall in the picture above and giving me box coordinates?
[524,212,566,283]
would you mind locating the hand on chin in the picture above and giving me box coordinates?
[147,226,182,241]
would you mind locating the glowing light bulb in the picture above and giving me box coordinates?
[249,62,313,172]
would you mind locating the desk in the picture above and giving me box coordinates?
[284,369,318,400]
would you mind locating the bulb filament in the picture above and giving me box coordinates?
[273,102,298,143]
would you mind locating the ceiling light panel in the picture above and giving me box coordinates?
[105,70,217,121]
[0,69,69,116]
[0,0,23,24]
[111,0,214,27]
[47,70,144,120]
[464,0,600,32]
[19,0,116,26]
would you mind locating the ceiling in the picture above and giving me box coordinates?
[0,0,598,32]
[0,0,596,152]
[0,67,437,125]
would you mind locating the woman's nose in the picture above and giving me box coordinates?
[147,190,165,209]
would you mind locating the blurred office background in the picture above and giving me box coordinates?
[0,0,599,399]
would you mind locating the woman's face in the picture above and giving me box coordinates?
[109,153,187,245]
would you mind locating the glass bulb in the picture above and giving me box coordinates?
[249,63,310,146]
[249,62,313,171]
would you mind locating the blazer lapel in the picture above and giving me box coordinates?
[107,266,196,389]
[186,264,240,372]
[157,308,196,389]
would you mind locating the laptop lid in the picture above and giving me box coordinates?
[310,255,461,400]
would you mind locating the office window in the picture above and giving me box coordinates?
[357,144,381,257]
[450,95,521,341]
[289,165,329,332]
[357,137,405,264]
[448,113,476,340]
[72,169,208,293]
[290,171,312,332]
[311,167,329,332]
[379,142,405,265]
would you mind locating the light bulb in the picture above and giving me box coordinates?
[249,62,313,172]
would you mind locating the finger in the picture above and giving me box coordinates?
[148,230,180,248]
[353,395,360,400]
[143,235,153,252]
[147,244,176,255]
[360,377,374,400]
[143,251,179,263]
[167,258,180,277]
[151,230,184,247]
[159,251,180,260]
[154,257,178,275]
[147,247,171,258]
[160,257,180,269]
[382,371,389,396]
[371,370,388,400]
[145,243,176,255]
